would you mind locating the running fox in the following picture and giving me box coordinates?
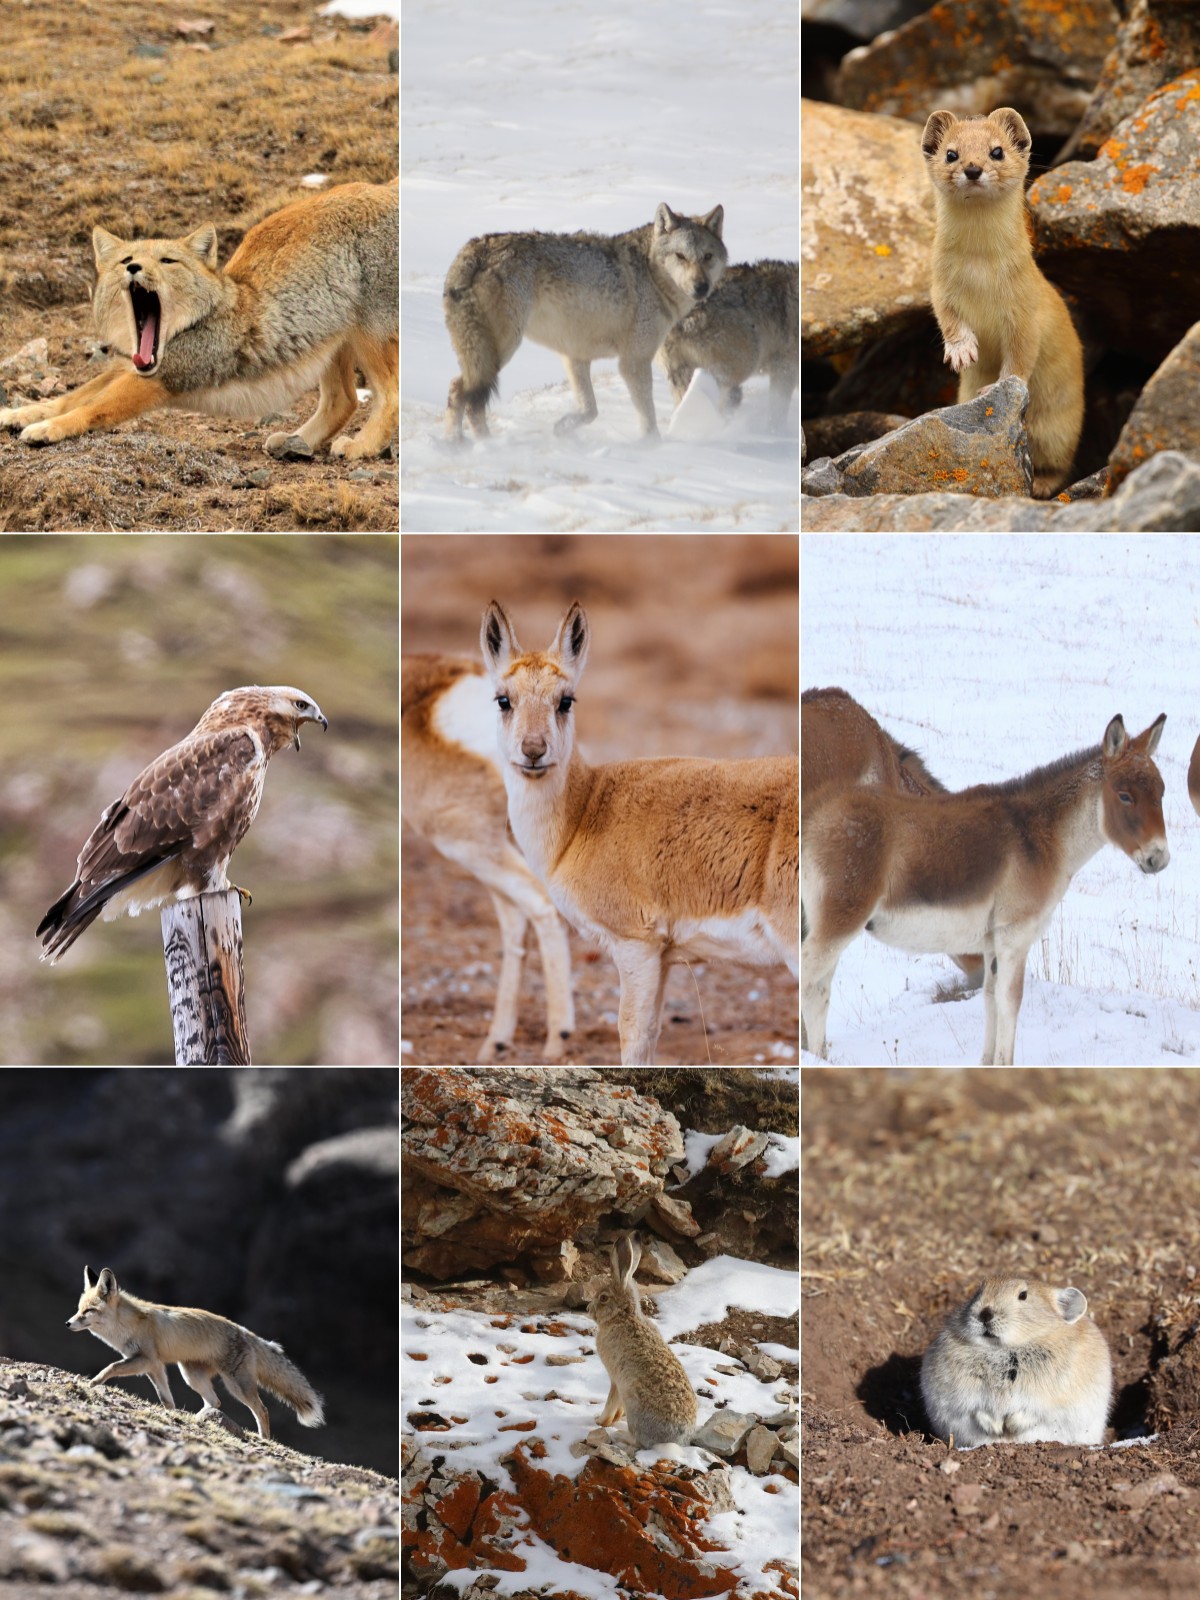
[0,181,398,459]
[66,1266,324,1439]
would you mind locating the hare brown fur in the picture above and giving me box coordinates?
[588,1235,696,1447]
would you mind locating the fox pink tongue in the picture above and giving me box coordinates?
[133,310,158,370]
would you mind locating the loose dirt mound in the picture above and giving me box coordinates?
[802,1069,1200,1600]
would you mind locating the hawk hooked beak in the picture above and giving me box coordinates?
[294,702,329,751]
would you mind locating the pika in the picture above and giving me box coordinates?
[921,107,1084,498]
[920,1276,1112,1447]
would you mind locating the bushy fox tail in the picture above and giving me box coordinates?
[255,1339,324,1427]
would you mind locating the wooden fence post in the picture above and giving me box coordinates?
[160,890,251,1064]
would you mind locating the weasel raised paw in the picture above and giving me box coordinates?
[944,333,979,373]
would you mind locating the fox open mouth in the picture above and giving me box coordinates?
[129,283,160,371]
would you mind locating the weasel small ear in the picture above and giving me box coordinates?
[990,108,1031,152]
[921,110,956,160]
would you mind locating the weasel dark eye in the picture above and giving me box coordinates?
[945,149,958,163]
[1018,1290,1028,1300]
[990,147,1003,160]
[496,694,512,713]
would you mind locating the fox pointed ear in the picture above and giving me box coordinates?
[83,1265,95,1288]
[92,229,126,270]
[98,1268,117,1296]
[183,223,219,269]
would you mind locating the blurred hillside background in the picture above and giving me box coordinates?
[1,535,399,1066]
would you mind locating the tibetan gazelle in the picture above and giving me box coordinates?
[402,653,575,1063]
[481,600,799,1066]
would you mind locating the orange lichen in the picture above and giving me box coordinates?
[509,1444,741,1599]
[1120,164,1157,195]
[873,244,892,257]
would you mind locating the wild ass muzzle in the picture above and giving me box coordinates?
[482,600,798,1066]
[802,713,1169,1065]
[802,686,984,1005]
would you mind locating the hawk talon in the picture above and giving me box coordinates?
[232,885,253,909]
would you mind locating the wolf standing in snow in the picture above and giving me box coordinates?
[443,203,727,441]
[658,259,798,430]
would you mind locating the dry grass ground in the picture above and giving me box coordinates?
[0,1,397,531]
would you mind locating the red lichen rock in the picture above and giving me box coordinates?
[402,1435,794,1598]
[402,1068,685,1279]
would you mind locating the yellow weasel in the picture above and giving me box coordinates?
[921,107,1084,498]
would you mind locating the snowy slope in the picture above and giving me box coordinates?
[401,0,799,531]
[801,535,1200,1067]
[402,1256,798,1595]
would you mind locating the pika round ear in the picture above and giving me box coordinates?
[183,223,219,269]
[921,111,957,161]
[1056,1287,1087,1323]
[93,228,126,269]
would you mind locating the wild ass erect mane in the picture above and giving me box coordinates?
[960,743,1102,799]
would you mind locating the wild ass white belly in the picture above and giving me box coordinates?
[866,898,995,955]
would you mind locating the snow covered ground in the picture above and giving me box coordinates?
[400,0,799,531]
[402,1254,798,1596]
[802,535,1200,1066]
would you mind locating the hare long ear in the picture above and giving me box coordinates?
[614,1234,641,1283]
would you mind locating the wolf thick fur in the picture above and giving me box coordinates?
[0,181,398,459]
[444,203,727,440]
[658,259,798,429]
[67,1265,324,1439]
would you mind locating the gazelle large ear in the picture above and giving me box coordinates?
[552,601,589,679]
[481,601,521,676]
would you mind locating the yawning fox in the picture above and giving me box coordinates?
[0,181,397,459]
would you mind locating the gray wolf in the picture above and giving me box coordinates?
[0,182,398,459]
[67,1266,324,1438]
[658,259,798,429]
[443,203,727,440]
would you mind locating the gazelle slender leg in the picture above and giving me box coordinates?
[528,900,574,1055]
[438,836,574,1062]
[611,940,667,1064]
[481,891,528,1062]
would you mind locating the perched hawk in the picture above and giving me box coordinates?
[37,685,327,963]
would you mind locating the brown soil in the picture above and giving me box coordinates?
[0,1,397,531]
[400,534,799,1067]
[802,1069,1200,1600]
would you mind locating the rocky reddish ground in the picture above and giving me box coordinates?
[802,1069,1200,1600]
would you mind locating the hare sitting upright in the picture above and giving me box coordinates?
[588,1235,697,1447]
